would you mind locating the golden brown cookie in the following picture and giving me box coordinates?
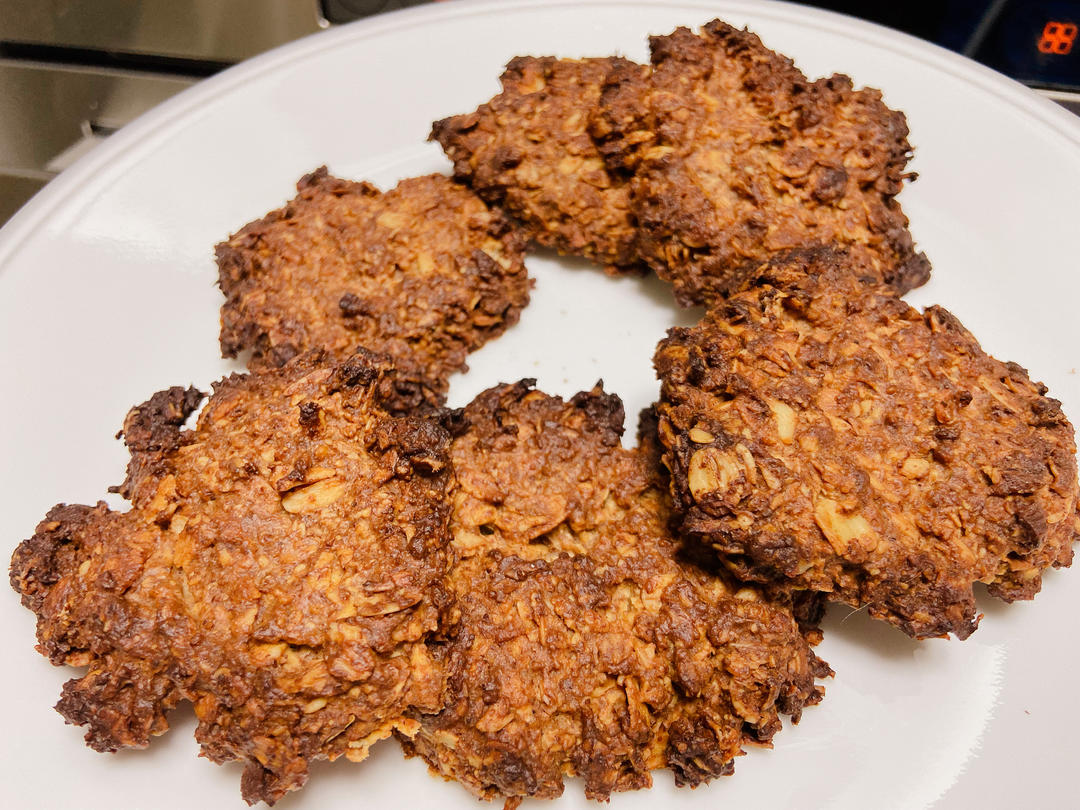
[654,248,1079,638]
[432,56,647,273]
[401,382,826,803]
[217,168,531,412]
[590,20,930,305]
[10,350,454,804]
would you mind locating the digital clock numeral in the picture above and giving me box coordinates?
[1038,21,1077,55]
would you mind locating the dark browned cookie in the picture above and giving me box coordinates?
[10,350,454,805]
[217,168,531,412]
[654,248,1079,639]
[432,56,647,273]
[591,20,930,306]
[400,382,826,804]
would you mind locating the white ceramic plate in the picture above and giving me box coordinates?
[2,1,1079,808]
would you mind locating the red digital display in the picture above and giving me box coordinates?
[1038,21,1077,54]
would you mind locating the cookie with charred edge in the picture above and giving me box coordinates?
[432,56,648,274]
[654,247,1080,639]
[10,350,454,805]
[638,402,829,646]
[400,381,826,805]
[590,19,930,306]
[217,168,531,413]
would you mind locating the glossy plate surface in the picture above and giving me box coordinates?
[2,1,1079,807]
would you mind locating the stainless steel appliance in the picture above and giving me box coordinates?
[0,0,435,223]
